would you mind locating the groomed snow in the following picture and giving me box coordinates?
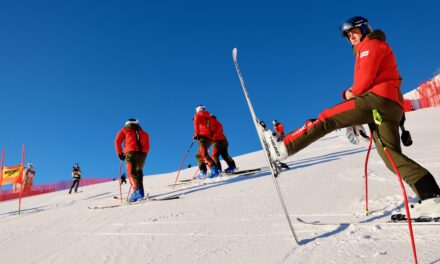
[1,108,439,264]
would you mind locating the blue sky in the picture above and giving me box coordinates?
[1,1,439,185]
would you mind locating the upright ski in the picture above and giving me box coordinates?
[232,48,299,245]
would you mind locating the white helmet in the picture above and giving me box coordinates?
[195,105,206,113]
[125,118,140,126]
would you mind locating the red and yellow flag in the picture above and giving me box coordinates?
[1,165,23,185]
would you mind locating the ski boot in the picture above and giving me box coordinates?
[259,120,288,162]
[128,188,144,203]
[410,197,440,219]
[208,165,220,178]
[224,166,237,174]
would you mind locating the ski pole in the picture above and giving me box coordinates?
[117,160,123,203]
[364,128,373,215]
[372,109,418,264]
[172,140,195,187]
[126,186,131,202]
[191,168,200,180]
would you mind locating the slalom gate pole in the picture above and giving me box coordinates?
[172,140,195,188]
[118,160,123,203]
[372,109,418,264]
[0,148,4,196]
[18,144,26,215]
[364,129,374,215]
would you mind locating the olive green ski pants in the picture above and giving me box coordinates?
[284,92,428,194]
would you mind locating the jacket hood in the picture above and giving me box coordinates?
[352,29,386,55]
[366,29,386,41]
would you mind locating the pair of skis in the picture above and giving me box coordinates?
[169,168,262,187]
[88,195,180,210]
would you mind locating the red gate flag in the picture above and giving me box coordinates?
[1,165,23,185]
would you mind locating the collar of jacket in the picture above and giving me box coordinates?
[125,123,141,130]
[352,29,387,55]
[196,110,211,118]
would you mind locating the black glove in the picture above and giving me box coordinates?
[193,135,199,140]
[118,153,126,161]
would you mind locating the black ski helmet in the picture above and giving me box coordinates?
[340,16,372,39]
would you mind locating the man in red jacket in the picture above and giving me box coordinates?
[210,115,237,174]
[272,120,285,138]
[193,105,219,178]
[264,17,440,213]
[115,118,150,203]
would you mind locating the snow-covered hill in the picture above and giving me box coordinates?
[1,108,440,264]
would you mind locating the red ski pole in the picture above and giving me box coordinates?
[191,168,200,180]
[364,129,373,215]
[173,140,195,187]
[373,109,418,264]
[126,186,132,202]
[384,147,418,264]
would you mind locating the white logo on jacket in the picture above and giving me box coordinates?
[360,51,369,58]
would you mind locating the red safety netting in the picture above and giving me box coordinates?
[404,74,440,112]
[0,177,113,202]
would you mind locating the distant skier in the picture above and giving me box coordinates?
[115,118,150,203]
[22,163,36,193]
[210,115,237,174]
[120,172,127,185]
[263,16,440,216]
[193,105,219,179]
[68,163,81,194]
[272,120,285,138]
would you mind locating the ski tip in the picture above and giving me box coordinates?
[232,48,237,60]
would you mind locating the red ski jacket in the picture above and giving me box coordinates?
[115,126,150,155]
[209,117,227,142]
[274,123,285,136]
[193,110,213,139]
[347,30,403,108]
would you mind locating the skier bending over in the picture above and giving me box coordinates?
[264,16,440,217]
[193,105,220,179]
[115,118,150,203]
[210,115,237,174]
[272,120,285,138]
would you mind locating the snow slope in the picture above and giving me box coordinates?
[1,108,440,264]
